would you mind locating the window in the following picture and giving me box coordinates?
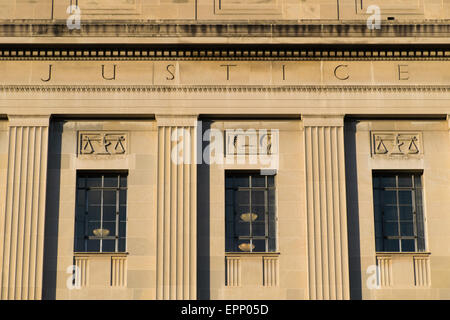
[372,172,425,252]
[75,172,127,252]
[225,172,276,253]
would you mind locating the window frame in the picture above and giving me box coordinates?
[225,171,277,253]
[74,171,128,253]
[372,171,426,253]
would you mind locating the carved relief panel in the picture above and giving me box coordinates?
[225,129,278,156]
[371,132,422,159]
[78,131,128,157]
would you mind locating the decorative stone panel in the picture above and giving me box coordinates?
[225,129,278,156]
[414,256,431,287]
[226,256,241,287]
[78,131,127,157]
[376,256,393,287]
[111,256,127,287]
[371,132,422,159]
[74,256,90,288]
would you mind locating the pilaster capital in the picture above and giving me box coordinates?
[301,114,344,127]
[7,114,50,127]
[155,114,198,127]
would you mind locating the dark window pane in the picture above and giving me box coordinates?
[119,239,126,252]
[268,237,276,252]
[414,175,422,188]
[235,176,249,188]
[120,176,127,188]
[252,207,265,222]
[398,174,412,187]
[373,189,381,207]
[381,176,396,188]
[119,190,127,205]
[77,177,85,188]
[76,190,85,206]
[119,206,127,222]
[236,221,250,237]
[236,205,250,216]
[236,191,250,206]
[384,239,399,252]
[382,191,397,206]
[87,190,101,205]
[372,176,380,189]
[103,191,116,206]
[400,222,414,236]
[401,239,415,252]
[383,206,398,220]
[87,240,100,252]
[252,222,266,237]
[74,237,84,252]
[225,190,234,205]
[102,240,116,252]
[267,176,274,187]
[102,222,116,237]
[399,206,413,220]
[252,175,265,187]
[225,237,234,252]
[104,174,118,187]
[87,205,101,221]
[225,176,233,188]
[375,237,384,252]
[103,205,116,222]
[86,177,102,188]
[75,221,85,239]
[119,222,127,238]
[398,191,412,205]
[268,189,275,206]
[251,190,265,206]
[383,221,399,236]
[252,239,266,252]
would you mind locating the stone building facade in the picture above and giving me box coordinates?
[0,0,449,300]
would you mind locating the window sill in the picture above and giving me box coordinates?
[225,252,280,257]
[74,252,129,257]
[376,252,431,256]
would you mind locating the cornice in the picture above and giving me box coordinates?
[0,47,448,60]
[0,21,448,39]
[0,85,448,94]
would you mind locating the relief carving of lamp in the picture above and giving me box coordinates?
[240,212,258,222]
[238,212,258,252]
[93,228,110,238]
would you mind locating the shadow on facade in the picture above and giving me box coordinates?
[42,120,64,300]
[344,119,363,300]
[197,120,211,300]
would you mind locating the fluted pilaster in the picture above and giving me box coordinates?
[156,115,197,300]
[0,115,50,300]
[303,115,350,300]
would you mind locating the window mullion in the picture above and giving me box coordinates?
[395,175,402,252]
[249,175,253,253]
[84,188,88,252]
[100,175,104,253]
